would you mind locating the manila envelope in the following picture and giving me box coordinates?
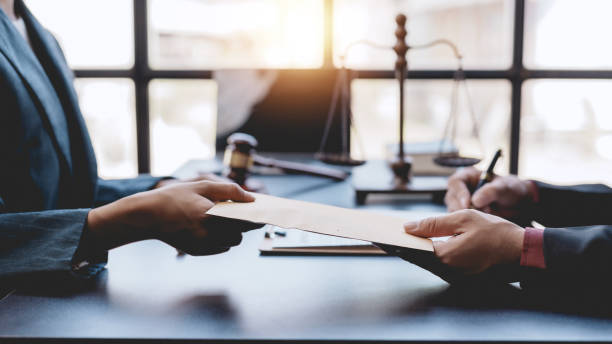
[206,193,433,252]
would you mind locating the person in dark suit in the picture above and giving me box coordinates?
[0,0,258,287]
[399,166,612,293]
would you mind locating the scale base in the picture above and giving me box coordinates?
[352,160,448,205]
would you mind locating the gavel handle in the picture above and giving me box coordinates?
[253,155,348,181]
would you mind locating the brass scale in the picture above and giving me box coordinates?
[224,14,484,204]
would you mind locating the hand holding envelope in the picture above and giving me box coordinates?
[206,193,523,284]
[206,193,433,252]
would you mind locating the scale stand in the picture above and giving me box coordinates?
[353,160,448,204]
[352,14,448,204]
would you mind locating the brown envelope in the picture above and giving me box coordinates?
[206,193,433,252]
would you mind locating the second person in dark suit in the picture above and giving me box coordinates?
[398,166,612,296]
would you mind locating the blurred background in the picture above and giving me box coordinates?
[25,0,612,185]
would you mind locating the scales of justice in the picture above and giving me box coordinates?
[316,14,484,205]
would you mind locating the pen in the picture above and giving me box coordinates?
[474,149,502,192]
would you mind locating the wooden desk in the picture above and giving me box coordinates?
[2,158,612,343]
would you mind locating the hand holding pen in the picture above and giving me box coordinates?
[473,149,502,193]
[444,149,537,221]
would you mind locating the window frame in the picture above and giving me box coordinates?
[73,0,612,174]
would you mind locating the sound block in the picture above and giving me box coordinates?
[352,160,448,205]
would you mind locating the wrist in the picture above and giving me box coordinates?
[510,225,526,264]
[87,193,156,250]
[86,208,112,251]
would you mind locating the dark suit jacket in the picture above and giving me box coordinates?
[0,1,162,286]
[386,181,612,298]
[520,182,612,294]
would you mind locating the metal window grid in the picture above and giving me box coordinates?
[73,0,612,175]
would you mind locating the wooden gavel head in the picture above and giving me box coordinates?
[223,133,258,186]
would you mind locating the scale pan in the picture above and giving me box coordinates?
[433,155,481,167]
[315,153,366,166]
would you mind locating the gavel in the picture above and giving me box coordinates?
[223,133,348,188]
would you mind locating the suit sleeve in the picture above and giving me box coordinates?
[520,225,612,297]
[519,183,612,299]
[531,182,612,227]
[94,175,168,207]
[0,204,106,288]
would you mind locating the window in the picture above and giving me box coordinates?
[149,80,217,176]
[24,0,612,185]
[520,80,612,185]
[25,0,134,69]
[524,0,612,69]
[334,0,514,70]
[75,79,137,179]
[148,0,325,69]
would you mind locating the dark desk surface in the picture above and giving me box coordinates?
[2,158,612,343]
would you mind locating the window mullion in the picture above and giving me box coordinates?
[134,0,151,174]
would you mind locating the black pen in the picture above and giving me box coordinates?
[474,149,502,192]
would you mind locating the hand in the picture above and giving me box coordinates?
[405,209,524,275]
[87,181,261,256]
[445,167,536,221]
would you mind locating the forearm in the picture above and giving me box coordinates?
[1,190,160,286]
[87,192,157,251]
[531,182,612,227]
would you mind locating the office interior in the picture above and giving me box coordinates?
[26,0,612,185]
[3,0,612,343]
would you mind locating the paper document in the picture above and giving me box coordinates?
[206,193,433,252]
[259,227,386,255]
